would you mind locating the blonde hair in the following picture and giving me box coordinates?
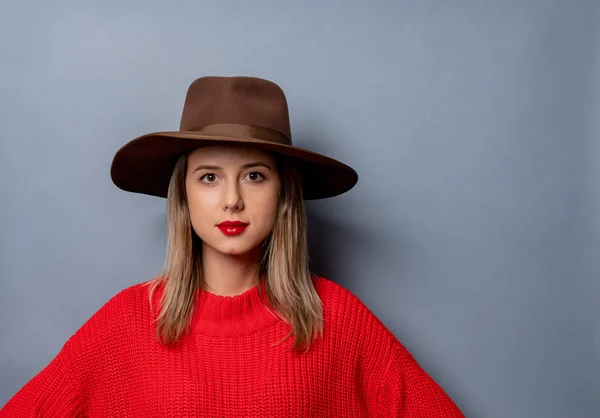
[145,150,324,353]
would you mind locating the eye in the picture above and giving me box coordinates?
[245,171,265,183]
[199,173,218,183]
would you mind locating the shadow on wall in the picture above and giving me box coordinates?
[306,204,358,281]
[305,203,410,285]
[293,126,411,288]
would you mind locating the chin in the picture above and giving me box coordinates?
[219,247,251,256]
[215,241,259,256]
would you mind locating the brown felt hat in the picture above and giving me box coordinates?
[110,76,358,200]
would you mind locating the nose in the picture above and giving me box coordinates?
[223,180,244,211]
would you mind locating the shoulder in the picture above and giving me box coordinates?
[311,276,463,415]
[312,275,382,319]
[41,280,157,389]
[312,275,376,318]
[83,281,151,325]
[312,275,398,345]
[312,275,361,303]
[63,279,156,349]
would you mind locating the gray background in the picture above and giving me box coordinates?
[1,1,597,417]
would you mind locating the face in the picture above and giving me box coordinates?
[185,144,281,257]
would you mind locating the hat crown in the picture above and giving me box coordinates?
[179,76,292,142]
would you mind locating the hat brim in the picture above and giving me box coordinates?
[110,131,358,200]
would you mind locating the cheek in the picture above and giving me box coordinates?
[254,188,280,227]
[186,192,217,233]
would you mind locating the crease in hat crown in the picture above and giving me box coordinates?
[178,76,293,145]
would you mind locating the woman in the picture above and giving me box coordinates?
[1,76,463,416]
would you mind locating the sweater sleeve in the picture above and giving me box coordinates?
[377,338,464,417]
[0,342,85,418]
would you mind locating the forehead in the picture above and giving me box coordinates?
[187,144,275,165]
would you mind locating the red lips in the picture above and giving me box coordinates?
[217,220,249,236]
[217,221,249,227]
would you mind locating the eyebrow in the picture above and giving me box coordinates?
[192,162,273,173]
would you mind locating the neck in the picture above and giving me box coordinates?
[201,244,263,296]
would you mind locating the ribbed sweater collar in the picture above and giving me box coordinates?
[189,279,281,337]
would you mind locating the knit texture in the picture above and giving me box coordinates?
[1,276,463,417]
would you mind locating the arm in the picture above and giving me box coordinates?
[378,339,463,417]
[0,283,142,417]
[0,343,85,417]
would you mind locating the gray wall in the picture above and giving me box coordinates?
[588,4,600,408]
[1,1,597,417]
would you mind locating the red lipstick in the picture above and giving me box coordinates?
[217,220,249,236]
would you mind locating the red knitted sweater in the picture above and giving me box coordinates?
[1,276,463,417]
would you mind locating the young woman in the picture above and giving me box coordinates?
[1,76,463,417]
